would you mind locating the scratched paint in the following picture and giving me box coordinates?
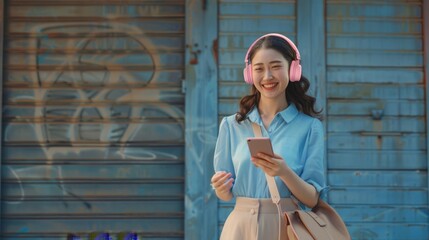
[326,0,428,239]
[1,2,186,239]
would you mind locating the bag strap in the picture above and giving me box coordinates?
[251,122,281,205]
[251,122,282,240]
[251,122,315,208]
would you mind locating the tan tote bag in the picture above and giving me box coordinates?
[251,122,351,240]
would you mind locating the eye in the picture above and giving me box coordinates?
[272,65,282,69]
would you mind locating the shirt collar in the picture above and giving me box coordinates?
[247,103,299,124]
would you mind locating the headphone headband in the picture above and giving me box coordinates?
[244,33,301,64]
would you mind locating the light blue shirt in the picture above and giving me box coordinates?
[213,103,326,199]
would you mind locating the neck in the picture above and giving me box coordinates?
[258,98,288,119]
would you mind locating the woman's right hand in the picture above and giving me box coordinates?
[211,171,234,201]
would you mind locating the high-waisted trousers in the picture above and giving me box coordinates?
[220,197,298,240]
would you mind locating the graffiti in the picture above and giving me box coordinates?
[4,23,184,208]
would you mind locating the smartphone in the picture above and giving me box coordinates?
[247,137,274,157]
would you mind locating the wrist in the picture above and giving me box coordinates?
[216,190,233,201]
[279,165,294,181]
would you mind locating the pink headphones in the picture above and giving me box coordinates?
[243,33,302,84]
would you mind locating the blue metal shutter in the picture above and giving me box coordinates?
[326,0,427,239]
[1,1,185,239]
[217,0,297,236]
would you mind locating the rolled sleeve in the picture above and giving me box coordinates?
[301,119,326,194]
[213,118,235,176]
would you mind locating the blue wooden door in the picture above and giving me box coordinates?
[216,0,298,235]
[326,0,428,239]
[1,1,186,239]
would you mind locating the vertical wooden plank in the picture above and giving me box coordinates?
[0,0,4,229]
[424,0,429,205]
[297,0,327,177]
[185,0,218,239]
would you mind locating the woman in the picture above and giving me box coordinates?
[211,33,326,240]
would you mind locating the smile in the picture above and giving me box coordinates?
[262,83,278,89]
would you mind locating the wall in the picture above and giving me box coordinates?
[1,1,186,239]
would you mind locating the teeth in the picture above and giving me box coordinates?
[263,83,276,88]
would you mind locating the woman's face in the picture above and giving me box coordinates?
[251,47,289,102]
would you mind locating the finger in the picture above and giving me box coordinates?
[254,156,275,168]
[257,153,275,162]
[220,172,232,181]
[212,172,232,188]
[211,171,226,183]
[218,178,234,193]
[216,173,232,188]
[251,157,268,169]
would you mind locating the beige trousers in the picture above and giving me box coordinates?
[220,197,298,240]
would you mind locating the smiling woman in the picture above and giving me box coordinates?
[211,33,325,240]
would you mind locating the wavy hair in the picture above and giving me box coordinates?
[236,35,322,123]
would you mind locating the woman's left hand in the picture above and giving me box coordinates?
[251,153,287,177]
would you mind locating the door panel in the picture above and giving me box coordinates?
[1,1,185,239]
[326,0,428,239]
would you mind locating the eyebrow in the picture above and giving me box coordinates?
[252,60,283,66]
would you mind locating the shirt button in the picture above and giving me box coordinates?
[250,209,255,215]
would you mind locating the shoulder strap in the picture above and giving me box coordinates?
[251,122,281,205]
[251,122,283,240]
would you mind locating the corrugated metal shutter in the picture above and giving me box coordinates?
[1,1,185,239]
[217,0,297,235]
[326,0,428,239]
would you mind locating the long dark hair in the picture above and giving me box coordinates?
[236,35,323,123]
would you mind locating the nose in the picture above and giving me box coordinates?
[264,70,273,80]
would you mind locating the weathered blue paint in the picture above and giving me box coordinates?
[297,0,326,179]
[216,0,297,117]
[1,1,428,239]
[328,170,427,187]
[219,19,296,34]
[217,0,297,236]
[328,133,425,150]
[326,1,428,239]
[0,0,4,230]
[220,2,295,16]
[330,187,427,205]
[327,3,422,18]
[337,205,428,222]
[1,1,187,239]
[328,116,425,132]
[327,35,422,50]
[347,224,428,239]
[327,67,423,83]
[424,0,429,218]
[329,150,427,170]
[328,83,424,100]
[184,0,218,239]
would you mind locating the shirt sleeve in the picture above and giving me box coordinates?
[213,117,235,176]
[300,118,326,195]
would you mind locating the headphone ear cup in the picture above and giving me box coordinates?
[243,64,253,84]
[289,60,302,82]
